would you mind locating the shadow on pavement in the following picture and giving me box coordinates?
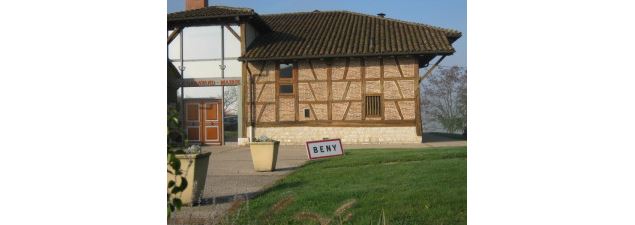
[194,181,303,206]
[422,132,466,143]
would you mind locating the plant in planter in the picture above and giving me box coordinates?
[249,135,280,172]
[167,144,210,206]
[167,107,211,216]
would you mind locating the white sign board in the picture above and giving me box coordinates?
[305,139,344,160]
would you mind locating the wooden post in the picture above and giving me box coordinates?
[419,55,446,83]
[224,25,241,41]
[167,27,182,45]
[415,58,423,137]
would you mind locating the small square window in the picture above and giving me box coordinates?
[304,108,310,118]
[279,63,293,79]
[280,84,293,94]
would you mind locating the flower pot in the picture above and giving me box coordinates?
[249,141,280,172]
[167,152,211,205]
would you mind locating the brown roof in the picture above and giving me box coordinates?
[240,11,461,61]
[167,6,271,32]
[168,5,254,20]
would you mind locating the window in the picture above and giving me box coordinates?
[278,63,294,95]
[365,95,382,117]
[279,63,293,79]
[304,108,311,118]
[280,84,294,94]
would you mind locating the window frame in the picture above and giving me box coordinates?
[304,108,311,118]
[364,94,382,117]
[279,63,294,79]
[279,84,294,95]
[277,62,295,96]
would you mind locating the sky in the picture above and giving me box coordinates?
[167,0,466,67]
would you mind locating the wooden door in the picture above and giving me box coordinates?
[184,99,223,145]
[203,101,222,144]
[185,102,201,143]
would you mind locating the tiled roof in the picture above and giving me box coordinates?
[168,5,255,20]
[167,6,271,32]
[241,11,461,61]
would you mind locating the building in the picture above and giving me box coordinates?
[168,1,461,145]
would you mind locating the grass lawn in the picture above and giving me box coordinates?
[228,146,467,225]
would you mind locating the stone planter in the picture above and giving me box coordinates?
[249,141,280,172]
[167,152,211,205]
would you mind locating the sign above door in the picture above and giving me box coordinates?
[177,78,241,87]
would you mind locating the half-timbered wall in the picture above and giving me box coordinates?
[244,56,421,144]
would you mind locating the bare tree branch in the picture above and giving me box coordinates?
[422,66,467,133]
[223,86,239,116]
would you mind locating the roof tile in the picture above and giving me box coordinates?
[167,5,254,20]
[243,10,459,60]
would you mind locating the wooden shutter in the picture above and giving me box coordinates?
[365,95,381,117]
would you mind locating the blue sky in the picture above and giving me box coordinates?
[168,0,466,67]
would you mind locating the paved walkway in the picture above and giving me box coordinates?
[169,144,308,224]
[169,136,466,224]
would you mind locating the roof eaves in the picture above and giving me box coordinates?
[167,9,272,33]
[167,13,251,22]
[239,50,455,61]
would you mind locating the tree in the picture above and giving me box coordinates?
[223,86,239,116]
[421,66,467,134]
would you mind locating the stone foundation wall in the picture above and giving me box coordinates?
[249,126,421,145]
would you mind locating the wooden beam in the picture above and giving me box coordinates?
[415,58,423,136]
[294,64,299,121]
[254,120,417,127]
[342,101,351,120]
[275,63,279,122]
[342,81,351,100]
[167,27,182,45]
[224,25,241,41]
[240,23,246,54]
[327,61,332,120]
[308,103,317,120]
[380,58,384,121]
[309,60,318,80]
[418,55,446,84]
[395,101,404,120]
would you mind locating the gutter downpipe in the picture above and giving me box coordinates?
[250,72,255,141]
[179,29,185,129]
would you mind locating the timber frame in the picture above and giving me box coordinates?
[243,56,423,130]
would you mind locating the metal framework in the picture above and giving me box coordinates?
[168,24,242,145]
